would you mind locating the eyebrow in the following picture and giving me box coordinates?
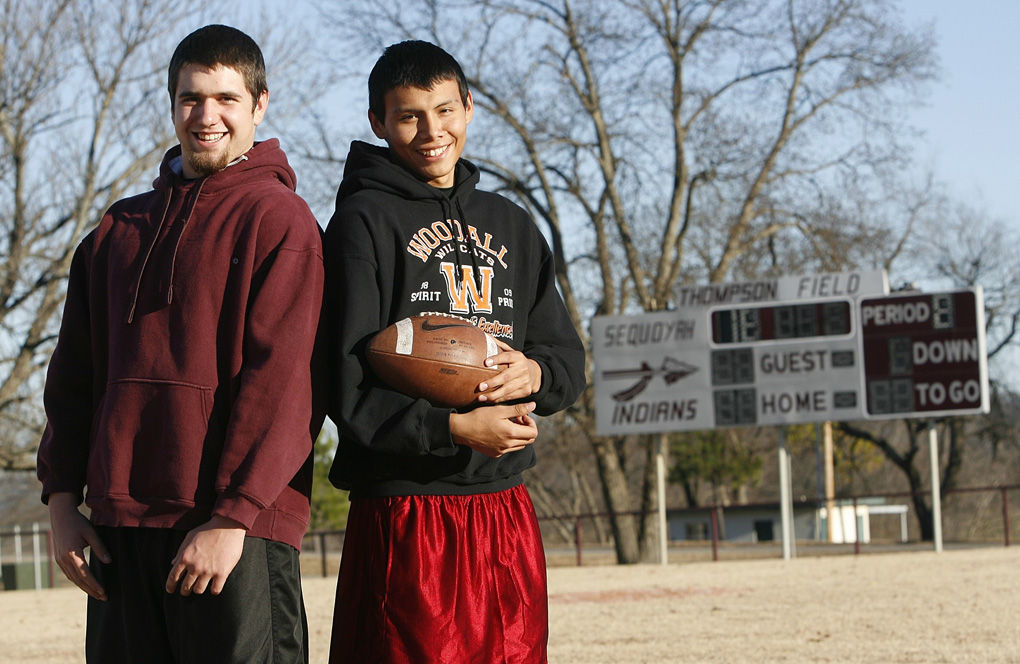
[176,89,244,99]
[392,98,459,114]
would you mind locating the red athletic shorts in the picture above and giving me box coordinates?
[328,484,548,663]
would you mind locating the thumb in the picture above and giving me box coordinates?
[83,526,112,564]
[512,401,537,418]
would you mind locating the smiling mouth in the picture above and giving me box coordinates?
[419,144,450,158]
[195,132,225,143]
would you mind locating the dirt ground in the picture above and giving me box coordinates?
[1,546,1017,663]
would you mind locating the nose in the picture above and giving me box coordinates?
[419,112,444,139]
[194,98,218,126]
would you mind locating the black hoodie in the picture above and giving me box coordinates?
[324,141,585,497]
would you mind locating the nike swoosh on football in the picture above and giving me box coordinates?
[420,319,467,332]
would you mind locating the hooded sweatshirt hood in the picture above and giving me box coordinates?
[336,139,480,203]
[126,139,299,323]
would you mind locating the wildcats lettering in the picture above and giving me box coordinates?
[406,220,509,268]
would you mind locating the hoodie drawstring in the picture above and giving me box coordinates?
[453,197,486,294]
[125,179,204,323]
[126,194,172,324]
[437,192,485,298]
[166,180,205,305]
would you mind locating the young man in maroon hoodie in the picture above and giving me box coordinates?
[36,24,323,663]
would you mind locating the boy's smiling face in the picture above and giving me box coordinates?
[370,79,473,188]
[172,63,267,179]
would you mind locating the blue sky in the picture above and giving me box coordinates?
[900,0,1019,230]
[900,0,1019,387]
[220,1,1017,230]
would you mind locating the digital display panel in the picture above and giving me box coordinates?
[711,348,754,385]
[712,301,851,344]
[713,388,757,426]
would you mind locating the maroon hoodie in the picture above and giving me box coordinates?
[37,139,323,550]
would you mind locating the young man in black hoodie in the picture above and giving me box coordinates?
[324,41,586,663]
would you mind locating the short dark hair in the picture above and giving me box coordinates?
[167,25,267,108]
[368,40,469,119]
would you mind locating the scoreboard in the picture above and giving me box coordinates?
[592,279,988,435]
[706,298,862,428]
[859,290,988,418]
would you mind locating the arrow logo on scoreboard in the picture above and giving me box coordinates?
[602,357,699,402]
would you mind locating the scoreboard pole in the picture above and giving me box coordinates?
[657,433,669,565]
[778,428,795,559]
[823,421,836,542]
[928,420,944,553]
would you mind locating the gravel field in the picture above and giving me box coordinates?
[2,546,1017,663]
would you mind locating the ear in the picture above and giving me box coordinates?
[369,109,387,140]
[252,89,269,127]
[464,90,474,125]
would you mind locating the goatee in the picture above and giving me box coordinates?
[186,151,230,177]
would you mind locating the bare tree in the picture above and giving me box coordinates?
[528,412,612,546]
[836,417,965,541]
[920,205,1020,364]
[0,0,194,469]
[316,0,937,562]
[920,203,1020,460]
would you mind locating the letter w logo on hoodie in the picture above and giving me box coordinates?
[440,263,493,314]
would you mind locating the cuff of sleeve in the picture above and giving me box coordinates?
[40,485,84,507]
[530,358,561,415]
[212,493,261,530]
[422,406,457,455]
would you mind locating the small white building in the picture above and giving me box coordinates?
[668,499,909,544]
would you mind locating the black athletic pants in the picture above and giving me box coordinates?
[86,526,308,663]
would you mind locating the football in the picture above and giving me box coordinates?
[366,313,499,408]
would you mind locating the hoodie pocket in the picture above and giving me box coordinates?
[87,379,215,505]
